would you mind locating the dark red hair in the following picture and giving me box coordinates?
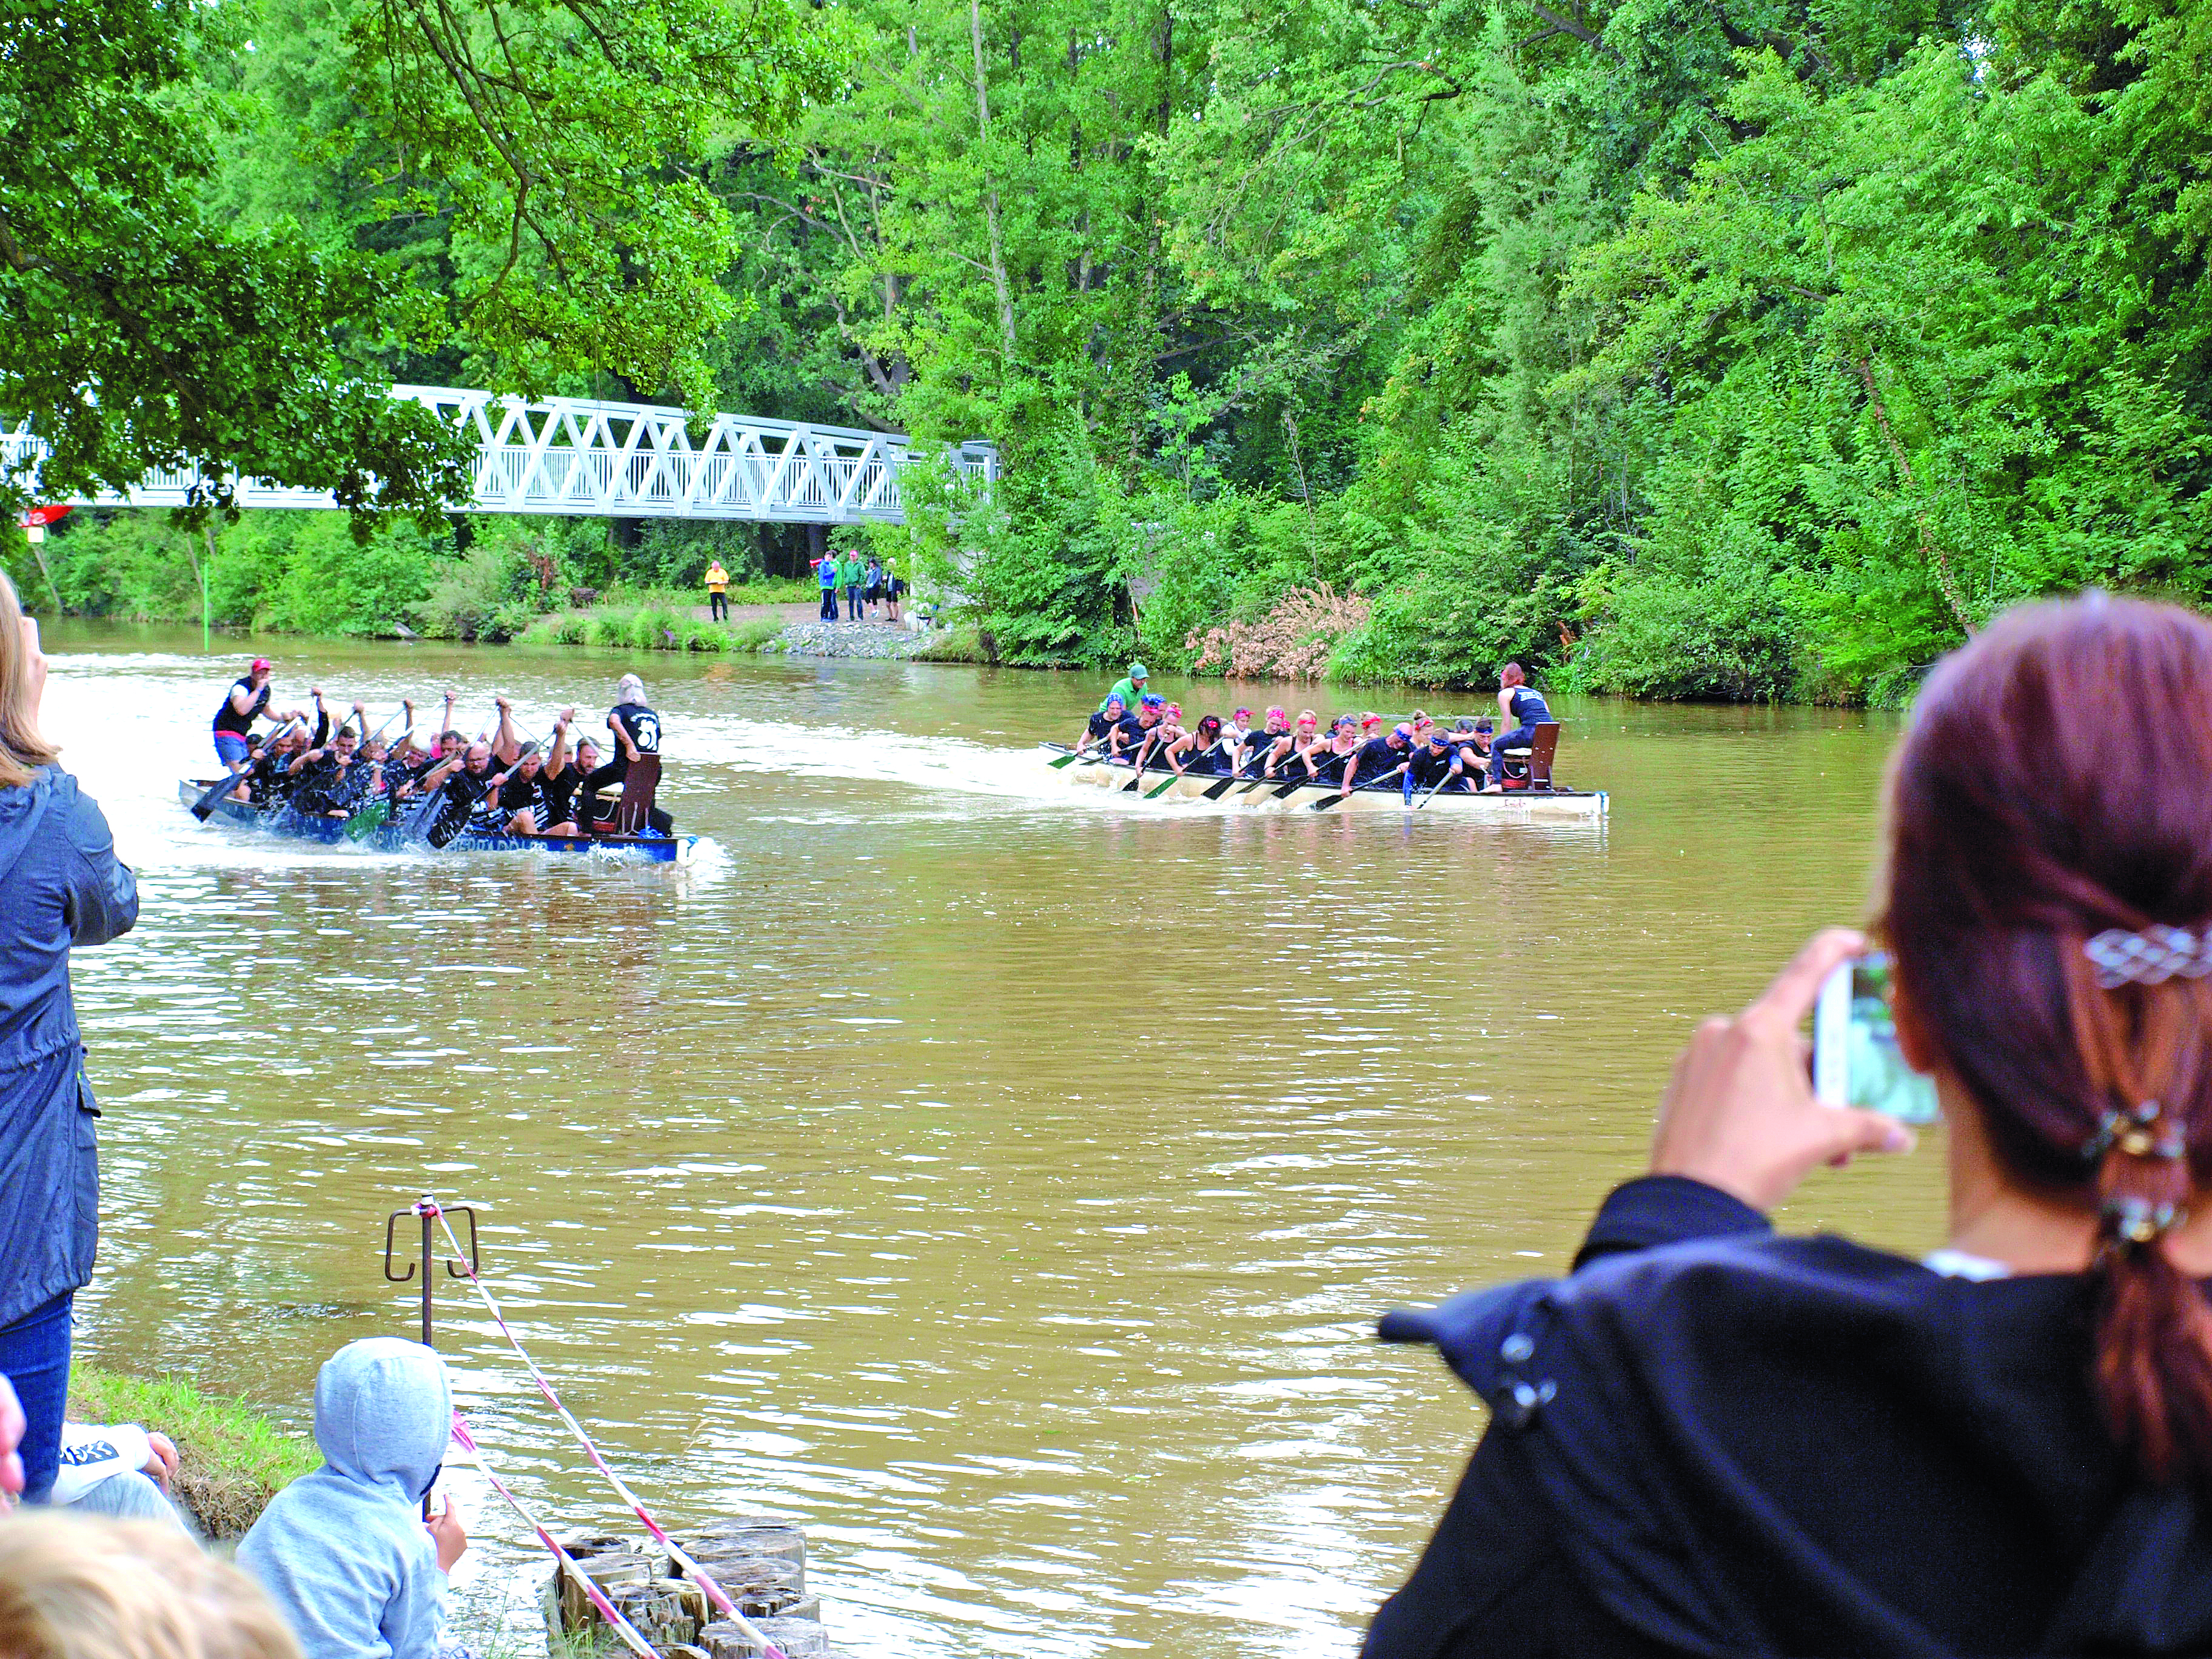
[1886,594,2212,1483]
[1500,662,1527,688]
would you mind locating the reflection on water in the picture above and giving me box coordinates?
[44,626,1943,1656]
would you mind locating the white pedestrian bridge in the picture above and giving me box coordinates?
[1,384,995,525]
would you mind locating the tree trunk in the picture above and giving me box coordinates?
[969,0,1019,368]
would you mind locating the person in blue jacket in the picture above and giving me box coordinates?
[0,574,138,1504]
[1366,595,2212,1659]
[816,550,839,621]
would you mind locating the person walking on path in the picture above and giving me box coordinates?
[704,559,730,623]
[816,552,839,621]
[0,572,139,1506]
[840,548,865,622]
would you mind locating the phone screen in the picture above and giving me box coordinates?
[1813,952,1941,1125]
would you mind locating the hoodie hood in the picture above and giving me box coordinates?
[0,766,60,888]
[313,1338,452,1500]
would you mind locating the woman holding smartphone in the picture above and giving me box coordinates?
[0,574,138,1505]
[1367,594,2212,1658]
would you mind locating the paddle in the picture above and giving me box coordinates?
[1415,773,1450,809]
[189,717,301,821]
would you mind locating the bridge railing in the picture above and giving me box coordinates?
[1,385,995,526]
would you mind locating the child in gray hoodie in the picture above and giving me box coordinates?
[239,1338,468,1659]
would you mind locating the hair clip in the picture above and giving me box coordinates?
[2082,1100,2187,1163]
[2103,1194,2187,1248]
[2084,927,2212,990]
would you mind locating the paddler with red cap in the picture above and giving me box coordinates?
[210,656,295,769]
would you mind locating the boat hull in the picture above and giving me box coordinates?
[1040,745,1607,819]
[178,782,694,860]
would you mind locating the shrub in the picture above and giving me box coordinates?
[1187,585,1370,681]
[728,616,785,651]
[417,545,517,642]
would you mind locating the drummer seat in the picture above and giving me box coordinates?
[607,753,662,834]
[1496,723,1562,791]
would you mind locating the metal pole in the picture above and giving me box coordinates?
[419,1198,435,1348]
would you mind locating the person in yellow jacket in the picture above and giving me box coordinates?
[704,560,730,622]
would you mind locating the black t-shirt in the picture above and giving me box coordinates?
[540,763,579,826]
[497,769,538,812]
[1109,714,1147,748]
[1347,737,1401,786]
[1410,747,1458,786]
[213,678,268,736]
[611,702,661,758]
[1086,711,1118,741]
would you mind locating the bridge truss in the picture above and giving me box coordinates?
[2,384,995,526]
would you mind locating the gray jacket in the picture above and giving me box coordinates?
[239,1339,453,1659]
[0,765,136,1329]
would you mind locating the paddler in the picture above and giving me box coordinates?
[1078,694,1128,754]
[1406,727,1477,800]
[1339,721,1415,800]
[1104,661,1150,712]
[1166,714,1226,776]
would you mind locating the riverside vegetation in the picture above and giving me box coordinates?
[6,0,2211,701]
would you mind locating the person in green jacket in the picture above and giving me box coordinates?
[1104,661,1149,711]
[839,551,865,621]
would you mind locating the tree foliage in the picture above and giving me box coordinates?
[16,0,2212,700]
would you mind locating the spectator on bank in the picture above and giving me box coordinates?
[884,558,906,625]
[239,1339,465,1659]
[1364,594,2212,1659]
[703,559,730,623]
[863,555,884,620]
[0,574,139,1507]
[814,552,839,621]
[52,1421,189,1532]
[839,548,865,622]
[0,1509,303,1658]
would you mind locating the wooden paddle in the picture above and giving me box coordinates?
[189,717,302,821]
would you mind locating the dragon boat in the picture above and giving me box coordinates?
[177,781,697,861]
[1040,743,1608,820]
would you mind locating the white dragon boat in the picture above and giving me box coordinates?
[1040,742,1607,820]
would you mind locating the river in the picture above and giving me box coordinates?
[39,623,1945,1657]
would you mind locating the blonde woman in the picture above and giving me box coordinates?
[0,572,138,1506]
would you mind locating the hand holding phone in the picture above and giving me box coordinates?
[1649,929,1916,1210]
[1813,952,1942,1125]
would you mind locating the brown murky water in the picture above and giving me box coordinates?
[40,624,1943,1656]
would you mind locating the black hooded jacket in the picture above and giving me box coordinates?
[1366,1176,2212,1658]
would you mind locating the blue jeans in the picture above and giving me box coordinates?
[213,729,250,768]
[819,587,838,620]
[0,1292,73,1503]
[845,584,862,620]
[1489,725,1538,785]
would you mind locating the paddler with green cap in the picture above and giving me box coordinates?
[1104,661,1149,712]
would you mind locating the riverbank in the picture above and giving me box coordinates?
[67,1366,317,1539]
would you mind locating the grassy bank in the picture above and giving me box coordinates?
[515,592,791,653]
[67,1366,318,1540]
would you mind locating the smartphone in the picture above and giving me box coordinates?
[1813,951,1941,1125]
